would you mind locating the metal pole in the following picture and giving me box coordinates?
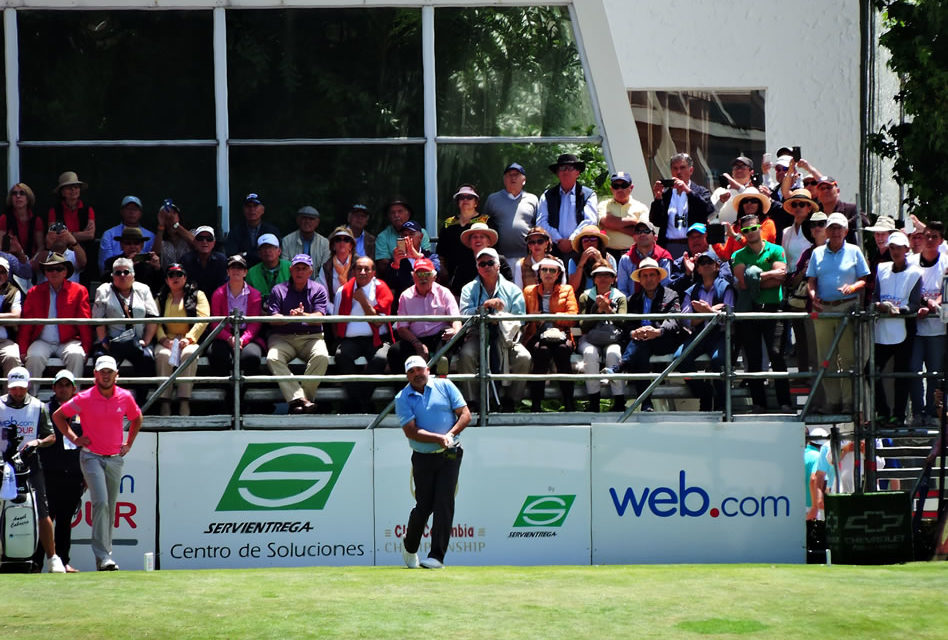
[853,309,864,494]
[865,310,877,490]
[231,309,242,430]
[478,308,490,426]
[724,307,733,422]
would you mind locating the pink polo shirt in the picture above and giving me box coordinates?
[396,282,459,338]
[59,385,141,456]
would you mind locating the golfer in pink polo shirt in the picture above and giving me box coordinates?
[52,355,142,571]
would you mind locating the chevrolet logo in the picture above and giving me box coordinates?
[844,510,904,534]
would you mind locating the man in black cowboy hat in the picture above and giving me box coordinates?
[536,153,598,259]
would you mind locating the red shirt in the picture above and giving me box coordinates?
[59,385,141,456]
[48,199,95,232]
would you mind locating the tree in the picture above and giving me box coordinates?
[868,0,948,218]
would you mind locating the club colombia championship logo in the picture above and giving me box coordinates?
[216,442,355,511]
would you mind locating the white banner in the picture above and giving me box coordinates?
[68,432,158,572]
[591,422,804,564]
[158,430,374,569]
[374,426,591,566]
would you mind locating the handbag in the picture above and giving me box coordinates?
[538,327,568,346]
[787,278,809,310]
[585,321,622,346]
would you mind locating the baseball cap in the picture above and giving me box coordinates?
[257,233,279,248]
[732,156,754,169]
[194,225,215,240]
[404,355,428,372]
[0,256,10,272]
[818,176,838,186]
[695,253,716,265]
[296,205,320,218]
[53,370,76,385]
[95,356,118,372]
[401,220,423,234]
[610,171,633,186]
[687,223,707,235]
[775,155,793,169]
[413,258,436,273]
[810,212,828,223]
[7,366,29,389]
[121,195,142,208]
[227,254,248,269]
[887,231,910,247]
[476,247,500,261]
[504,162,526,175]
[291,254,313,267]
[245,193,262,205]
[635,220,657,234]
[826,212,849,228]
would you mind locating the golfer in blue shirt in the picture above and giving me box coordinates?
[395,355,470,569]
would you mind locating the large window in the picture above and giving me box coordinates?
[628,90,766,191]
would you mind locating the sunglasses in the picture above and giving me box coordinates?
[803,180,818,187]
[414,270,435,278]
[167,272,185,278]
[810,221,827,228]
[740,225,761,234]
[195,236,214,242]
[526,238,547,246]
[457,194,477,201]
[112,270,132,277]
[611,182,631,189]
[539,267,560,274]
[9,190,26,196]
[789,201,811,209]
[44,265,67,272]
[477,260,496,268]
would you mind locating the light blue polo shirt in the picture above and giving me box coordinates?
[806,242,870,302]
[395,378,466,453]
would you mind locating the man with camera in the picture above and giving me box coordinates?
[102,226,163,293]
[649,153,714,259]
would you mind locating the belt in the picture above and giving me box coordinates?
[822,297,858,307]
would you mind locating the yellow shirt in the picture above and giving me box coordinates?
[156,290,210,343]
[598,197,650,250]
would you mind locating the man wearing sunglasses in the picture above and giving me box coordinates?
[457,248,531,412]
[599,171,649,262]
[181,225,228,300]
[19,253,92,392]
[536,153,599,259]
[732,214,792,412]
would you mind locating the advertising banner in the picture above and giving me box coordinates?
[591,422,804,564]
[158,430,374,569]
[374,426,591,566]
[69,432,157,572]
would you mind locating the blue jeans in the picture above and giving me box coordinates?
[909,334,945,418]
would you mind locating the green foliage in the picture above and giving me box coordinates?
[869,0,948,219]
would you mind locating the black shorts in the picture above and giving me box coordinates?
[26,459,49,519]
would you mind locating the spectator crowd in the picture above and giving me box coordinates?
[2,153,944,420]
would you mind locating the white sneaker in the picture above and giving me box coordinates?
[97,559,119,571]
[419,557,444,569]
[400,537,419,569]
[45,554,66,573]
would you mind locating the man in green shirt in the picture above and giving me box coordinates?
[246,233,291,299]
[731,214,791,412]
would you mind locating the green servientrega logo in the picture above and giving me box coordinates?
[513,495,576,527]
[216,442,355,511]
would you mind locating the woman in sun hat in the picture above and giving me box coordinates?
[438,185,496,293]
[567,225,616,293]
[514,226,556,289]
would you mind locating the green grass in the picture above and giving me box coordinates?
[3,563,946,639]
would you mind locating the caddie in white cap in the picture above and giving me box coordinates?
[0,365,68,572]
[404,355,428,372]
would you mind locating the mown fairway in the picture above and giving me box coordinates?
[3,563,946,639]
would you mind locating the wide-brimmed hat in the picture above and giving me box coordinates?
[733,187,771,213]
[571,225,609,253]
[40,252,75,278]
[630,257,668,282]
[865,216,897,233]
[782,189,819,214]
[810,212,828,223]
[54,171,86,194]
[525,226,551,242]
[548,153,586,174]
[460,222,498,248]
[590,263,617,277]
[119,226,145,242]
[329,225,355,243]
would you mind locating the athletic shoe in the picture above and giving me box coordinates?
[420,557,444,569]
[97,559,119,571]
[65,564,80,573]
[400,537,419,569]
[46,554,66,573]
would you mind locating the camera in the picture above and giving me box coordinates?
[49,222,67,233]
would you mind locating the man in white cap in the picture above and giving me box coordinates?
[0,366,66,572]
[52,355,142,571]
[181,225,228,299]
[457,247,531,411]
[869,231,922,426]
[806,212,871,414]
[246,233,291,299]
[281,205,330,278]
[395,355,469,570]
[38,370,84,572]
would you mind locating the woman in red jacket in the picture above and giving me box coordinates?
[522,256,578,412]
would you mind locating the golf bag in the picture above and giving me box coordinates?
[1,440,40,572]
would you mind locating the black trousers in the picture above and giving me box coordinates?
[742,303,791,407]
[404,447,463,563]
[870,338,912,420]
[387,333,451,373]
[39,469,84,565]
[334,337,389,409]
